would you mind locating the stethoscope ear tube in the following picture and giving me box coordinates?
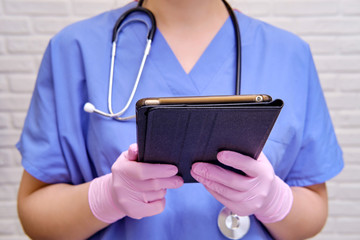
[221,0,241,95]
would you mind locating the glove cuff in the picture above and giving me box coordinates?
[88,173,126,223]
[255,176,293,223]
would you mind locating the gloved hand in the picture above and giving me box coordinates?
[88,143,184,223]
[191,151,293,223]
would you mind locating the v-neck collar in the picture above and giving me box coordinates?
[130,11,252,96]
[188,16,236,94]
[150,16,235,96]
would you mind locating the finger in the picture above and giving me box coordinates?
[192,170,261,205]
[134,175,184,191]
[119,159,179,180]
[142,199,166,218]
[134,162,179,180]
[191,162,256,191]
[191,171,240,200]
[127,143,138,161]
[129,199,166,219]
[192,170,258,203]
[142,189,167,203]
[217,151,262,177]
[204,186,258,217]
[200,184,238,213]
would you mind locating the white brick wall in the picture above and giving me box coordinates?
[0,0,359,239]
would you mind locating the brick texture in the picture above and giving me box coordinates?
[0,0,359,239]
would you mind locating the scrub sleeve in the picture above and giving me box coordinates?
[285,52,344,187]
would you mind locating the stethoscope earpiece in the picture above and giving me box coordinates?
[83,102,136,120]
[84,102,96,113]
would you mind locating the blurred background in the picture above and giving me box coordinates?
[0,0,359,239]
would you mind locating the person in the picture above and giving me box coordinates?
[16,0,343,239]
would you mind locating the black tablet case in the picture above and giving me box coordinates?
[136,99,283,183]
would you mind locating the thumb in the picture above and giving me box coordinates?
[127,143,138,161]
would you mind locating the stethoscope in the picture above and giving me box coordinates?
[84,0,241,121]
[84,0,250,238]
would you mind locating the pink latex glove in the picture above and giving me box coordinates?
[88,144,183,223]
[191,151,293,223]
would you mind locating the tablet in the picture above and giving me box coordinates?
[136,95,283,183]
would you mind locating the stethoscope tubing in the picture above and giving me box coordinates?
[84,0,242,119]
[222,0,242,95]
[112,6,156,42]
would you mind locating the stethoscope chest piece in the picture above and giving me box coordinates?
[218,207,250,239]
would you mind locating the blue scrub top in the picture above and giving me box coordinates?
[17,2,343,239]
